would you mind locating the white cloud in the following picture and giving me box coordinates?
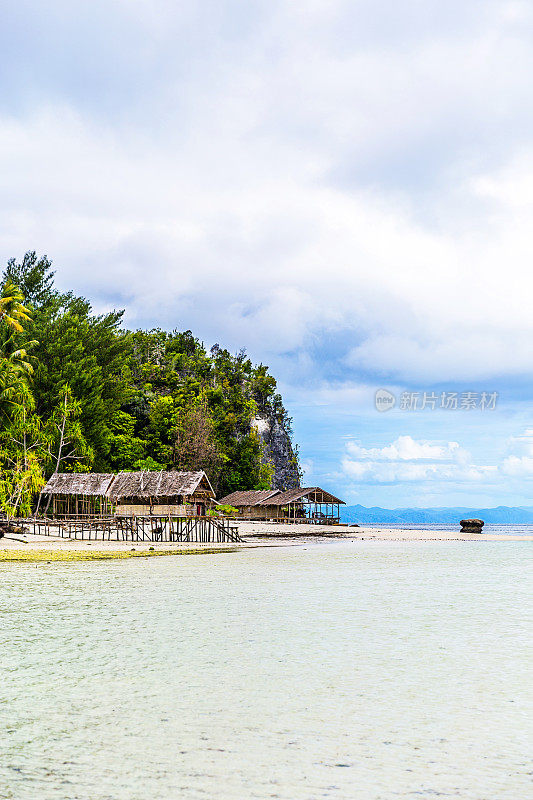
[504,428,533,457]
[501,429,533,477]
[342,434,493,485]
[0,1,533,389]
[501,455,533,477]
[345,435,465,462]
[2,104,533,388]
[342,428,533,490]
[299,458,314,480]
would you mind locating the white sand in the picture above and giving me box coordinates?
[0,520,529,558]
[236,520,532,541]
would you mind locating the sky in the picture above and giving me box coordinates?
[1,0,533,507]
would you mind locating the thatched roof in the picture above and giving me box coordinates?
[218,489,280,507]
[41,473,115,496]
[218,486,345,507]
[263,487,345,505]
[107,471,214,501]
[41,470,215,500]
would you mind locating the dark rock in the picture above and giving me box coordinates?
[460,518,484,533]
[0,521,27,537]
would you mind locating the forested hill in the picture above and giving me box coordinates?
[0,252,300,514]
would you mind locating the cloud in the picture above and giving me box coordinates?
[299,458,314,480]
[501,456,533,477]
[2,103,533,390]
[501,429,533,477]
[342,428,533,490]
[345,436,465,462]
[0,1,532,392]
[1,1,533,508]
[504,428,533,456]
[341,435,491,484]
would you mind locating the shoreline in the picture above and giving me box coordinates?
[0,521,530,562]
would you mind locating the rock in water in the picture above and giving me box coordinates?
[460,518,484,533]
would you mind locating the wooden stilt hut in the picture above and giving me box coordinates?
[216,489,280,519]
[39,473,115,518]
[218,486,345,524]
[264,487,345,524]
[105,470,215,517]
[40,470,216,519]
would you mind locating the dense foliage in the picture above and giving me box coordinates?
[0,252,299,515]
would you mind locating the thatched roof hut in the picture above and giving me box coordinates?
[267,487,344,506]
[218,486,345,523]
[39,472,115,517]
[40,470,216,518]
[217,489,279,507]
[107,470,215,517]
[107,471,214,502]
[41,472,115,496]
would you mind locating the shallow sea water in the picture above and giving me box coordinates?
[0,540,531,800]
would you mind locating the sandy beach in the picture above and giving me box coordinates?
[0,520,530,561]
[235,520,533,541]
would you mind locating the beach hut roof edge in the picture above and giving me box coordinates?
[41,472,115,497]
[259,487,345,505]
[219,486,345,507]
[217,489,280,507]
[41,470,215,500]
[106,470,214,501]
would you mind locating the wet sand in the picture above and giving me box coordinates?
[236,521,533,541]
[0,521,529,561]
[240,521,463,539]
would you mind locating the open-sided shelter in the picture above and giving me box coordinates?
[39,472,115,517]
[264,487,345,523]
[216,489,280,519]
[218,486,345,524]
[40,470,216,518]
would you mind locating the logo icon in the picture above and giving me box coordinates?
[375,389,396,412]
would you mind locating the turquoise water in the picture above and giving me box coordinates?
[348,523,533,539]
[1,541,531,800]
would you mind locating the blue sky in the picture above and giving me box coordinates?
[1,0,532,507]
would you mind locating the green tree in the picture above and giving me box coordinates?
[0,253,301,506]
[172,395,225,482]
[3,253,132,469]
[0,390,45,517]
[106,410,147,471]
[0,283,43,516]
[0,279,32,333]
[42,385,94,475]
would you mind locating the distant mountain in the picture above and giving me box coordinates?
[341,505,533,524]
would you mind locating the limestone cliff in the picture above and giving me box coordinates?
[251,412,300,491]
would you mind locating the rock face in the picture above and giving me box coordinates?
[251,413,300,491]
[460,518,484,533]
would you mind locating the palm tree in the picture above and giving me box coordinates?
[0,345,36,422]
[0,280,31,333]
[0,280,43,517]
[0,280,36,422]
